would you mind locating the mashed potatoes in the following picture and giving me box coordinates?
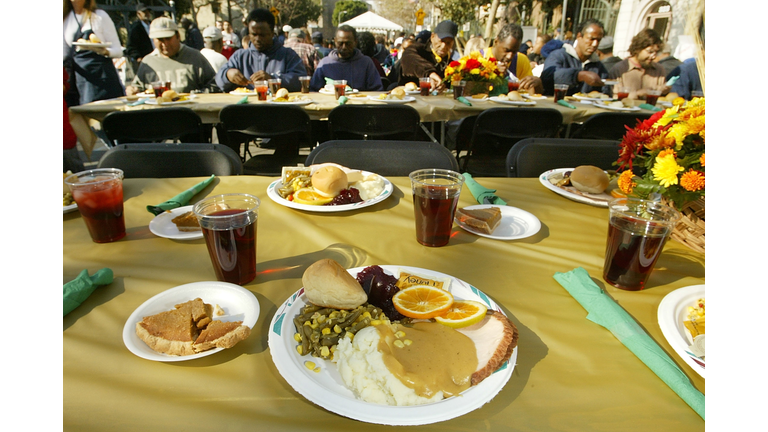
[351,174,385,201]
[334,326,443,406]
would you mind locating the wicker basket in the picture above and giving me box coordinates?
[666,198,705,253]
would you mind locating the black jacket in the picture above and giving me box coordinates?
[125,20,153,61]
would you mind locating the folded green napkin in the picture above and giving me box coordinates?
[237,96,249,104]
[639,103,662,112]
[338,96,348,105]
[557,99,576,109]
[64,268,114,316]
[553,267,705,419]
[461,173,507,205]
[146,175,215,215]
[456,96,472,106]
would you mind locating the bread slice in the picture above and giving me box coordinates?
[455,207,502,234]
[171,211,200,232]
[302,259,367,309]
[193,320,251,352]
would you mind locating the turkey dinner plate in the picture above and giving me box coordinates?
[266,171,393,212]
[268,265,517,425]
[658,285,705,378]
[539,168,612,207]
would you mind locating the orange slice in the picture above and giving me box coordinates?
[293,188,334,205]
[434,300,488,328]
[392,285,454,319]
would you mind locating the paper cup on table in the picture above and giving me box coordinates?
[193,194,260,286]
[268,78,281,95]
[452,80,466,100]
[603,198,681,291]
[299,76,310,93]
[253,80,268,101]
[419,77,432,96]
[65,168,126,243]
[554,84,569,102]
[645,89,661,106]
[332,80,347,99]
[409,169,464,247]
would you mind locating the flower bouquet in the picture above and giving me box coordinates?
[615,97,705,252]
[443,51,505,96]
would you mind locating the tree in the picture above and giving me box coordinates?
[332,1,369,26]
[438,0,484,26]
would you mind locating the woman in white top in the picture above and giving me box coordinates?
[63,0,124,105]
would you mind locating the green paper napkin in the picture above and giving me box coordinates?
[639,103,662,112]
[557,99,576,109]
[553,267,705,420]
[456,96,472,106]
[64,268,113,316]
[338,96,348,105]
[461,173,507,205]
[236,96,249,104]
[146,175,215,215]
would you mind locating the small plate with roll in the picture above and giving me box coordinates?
[148,205,203,240]
[454,205,541,240]
[539,167,618,207]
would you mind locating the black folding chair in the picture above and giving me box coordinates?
[219,104,311,176]
[505,138,620,177]
[101,107,205,147]
[97,143,242,178]
[568,112,653,140]
[461,107,563,177]
[305,140,459,176]
[327,104,426,141]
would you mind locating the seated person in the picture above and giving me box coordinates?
[398,20,458,91]
[670,57,703,100]
[309,26,383,92]
[215,8,306,93]
[126,17,217,95]
[482,23,543,94]
[596,36,622,73]
[540,19,608,96]
[608,29,668,99]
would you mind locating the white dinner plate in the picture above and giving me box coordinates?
[489,97,536,106]
[521,94,547,100]
[268,265,517,425]
[602,80,619,85]
[267,98,314,106]
[72,41,112,48]
[148,205,203,240]
[145,99,194,105]
[405,90,421,95]
[657,100,673,108]
[367,95,416,103]
[592,101,641,112]
[123,281,260,362]
[455,204,541,240]
[658,285,705,378]
[63,202,78,214]
[572,94,615,102]
[539,168,612,207]
[229,90,259,96]
[267,172,393,212]
[319,88,358,95]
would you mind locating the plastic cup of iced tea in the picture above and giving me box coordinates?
[553,84,569,102]
[409,169,464,247]
[151,81,171,97]
[419,77,432,96]
[333,80,347,99]
[299,76,311,93]
[194,193,260,286]
[268,78,281,95]
[645,89,661,106]
[452,80,466,99]
[614,84,629,100]
[65,168,126,243]
[508,80,520,92]
[253,80,268,101]
[603,198,681,291]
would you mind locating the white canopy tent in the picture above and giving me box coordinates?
[340,11,404,35]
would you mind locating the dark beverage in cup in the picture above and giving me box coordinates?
[554,85,568,102]
[254,81,268,101]
[616,91,629,100]
[299,77,310,93]
[152,81,171,97]
[269,81,281,95]
[453,81,465,100]
[419,79,431,96]
[508,81,520,92]
[334,83,346,99]
[645,94,660,105]
[201,209,257,285]
[66,169,126,243]
[412,188,460,247]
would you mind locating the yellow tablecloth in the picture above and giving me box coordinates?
[63,176,705,431]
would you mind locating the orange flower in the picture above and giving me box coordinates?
[657,149,676,159]
[680,170,705,192]
[699,153,705,167]
[645,130,676,150]
[617,170,637,194]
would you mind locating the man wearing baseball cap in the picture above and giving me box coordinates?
[126,17,218,95]
[398,20,458,90]
[596,36,621,74]
[125,3,154,65]
[201,26,228,73]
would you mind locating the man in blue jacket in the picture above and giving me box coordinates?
[215,8,306,92]
[541,19,609,96]
[309,25,384,92]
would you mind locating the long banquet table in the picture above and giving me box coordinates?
[63,175,705,431]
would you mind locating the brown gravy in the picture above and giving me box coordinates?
[376,322,477,398]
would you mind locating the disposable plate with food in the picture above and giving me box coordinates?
[268,265,517,425]
[148,205,203,240]
[521,94,548,100]
[123,281,260,362]
[63,202,78,214]
[592,101,641,112]
[539,168,612,207]
[72,41,112,48]
[367,96,416,103]
[266,171,393,212]
[455,204,541,240]
[266,99,314,105]
[228,90,258,95]
[489,97,536,106]
[145,99,195,105]
[405,90,421,95]
[658,285,705,378]
[319,88,358,95]
[657,100,673,108]
[572,94,615,102]
[602,79,619,85]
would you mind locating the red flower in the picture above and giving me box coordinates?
[449,61,460,68]
[464,58,482,70]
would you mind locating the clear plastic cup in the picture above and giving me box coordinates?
[409,169,464,247]
[65,168,126,243]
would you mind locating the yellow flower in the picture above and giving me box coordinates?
[646,131,676,151]
[470,69,480,75]
[667,122,692,148]
[657,149,676,159]
[618,170,637,194]
[655,105,679,127]
[680,170,705,191]
[651,154,684,187]
[699,153,705,167]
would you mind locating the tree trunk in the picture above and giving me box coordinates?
[484,0,501,39]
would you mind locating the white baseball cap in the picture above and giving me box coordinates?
[149,17,178,39]
[283,25,293,33]
[203,26,223,41]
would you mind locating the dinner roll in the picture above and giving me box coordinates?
[162,90,178,99]
[507,91,523,101]
[390,88,405,99]
[311,166,348,197]
[404,82,417,91]
[275,88,289,99]
[570,166,609,194]
[302,259,367,310]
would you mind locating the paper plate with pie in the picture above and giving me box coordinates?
[268,265,518,425]
[123,281,260,362]
[658,285,705,378]
[539,168,614,207]
[455,204,541,240]
[148,205,203,240]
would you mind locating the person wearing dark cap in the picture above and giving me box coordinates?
[309,25,383,91]
[125,3,154,65]
[596,36,621,73]
[181,17,204,50]
[541,19,609,96]
[284,28,320,75]
[312,32,330,58]
[398,20,458,90]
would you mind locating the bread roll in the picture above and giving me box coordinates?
[89,33,101,43]
[302,259,367,310]
[312,166,347,197]
[390,88,405,99]
[404,82,417,91]
[570,166,609,194]
[162,90,178,99]
[275,88,289,99]
[507,91,523,101]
